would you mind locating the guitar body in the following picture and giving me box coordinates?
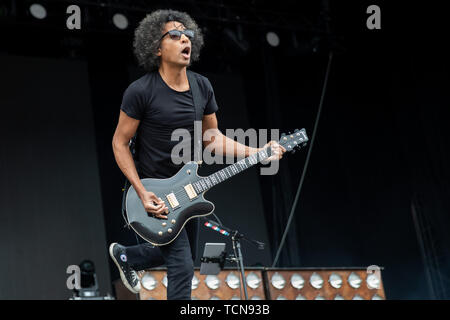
[125,128,308,247]
[125,161,214,246]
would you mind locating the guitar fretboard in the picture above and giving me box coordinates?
[191,148,270,194]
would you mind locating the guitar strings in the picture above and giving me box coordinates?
[148,143,295,215]
[148,141,299,215]
[159,153,265,205]
[157,146,284,206]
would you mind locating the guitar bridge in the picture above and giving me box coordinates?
[184,184,198,200]
[166,193,179,209]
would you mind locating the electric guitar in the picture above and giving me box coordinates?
[125,128,309,246]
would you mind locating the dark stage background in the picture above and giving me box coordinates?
[0,54,111,299]
[0,1,449,299]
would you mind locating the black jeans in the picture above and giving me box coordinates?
[125,217,199,300]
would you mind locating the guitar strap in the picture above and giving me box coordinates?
[121,70,205,229]
[187,70,204,164]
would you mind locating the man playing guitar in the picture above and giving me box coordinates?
[109,9,285,300]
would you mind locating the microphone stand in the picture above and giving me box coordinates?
[230,230,249,300]
[202,218,265,300]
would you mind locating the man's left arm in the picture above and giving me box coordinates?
[201,113,286,160]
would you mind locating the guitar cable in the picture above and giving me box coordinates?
[271,51,334,268]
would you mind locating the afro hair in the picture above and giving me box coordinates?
[133,9,204,71]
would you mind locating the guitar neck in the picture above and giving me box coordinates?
[191,147,271,194]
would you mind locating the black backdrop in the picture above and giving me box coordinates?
[0,54,111,299]
[1,1,449,299]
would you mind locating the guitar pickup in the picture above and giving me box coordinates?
[166,193,179,209]
[184,184,198,200]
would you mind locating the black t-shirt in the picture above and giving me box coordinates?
[120,70,218,179]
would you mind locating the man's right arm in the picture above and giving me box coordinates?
[112,110,168,218]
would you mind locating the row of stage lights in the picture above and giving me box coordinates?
[269,271,383,300]
[141,272,261,291]
[27,2,281,47]
[139,270,384,300]
[28,3,129,30]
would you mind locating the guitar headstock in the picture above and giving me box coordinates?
[278,128,309,153]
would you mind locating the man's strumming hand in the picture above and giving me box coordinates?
[139,190,169,219]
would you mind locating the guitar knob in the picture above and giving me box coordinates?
[158,231,163,236]
[171,219,176,224]
[162,222,167,227]
[168,228,173,233]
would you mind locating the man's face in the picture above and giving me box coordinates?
[157,21,191,68]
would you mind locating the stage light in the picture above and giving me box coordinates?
[191,274,199,290]
[205,275,220,290]
[366,273,380,289]
[78,260,100,298]
[112,13,128,30]
[69,260,114,300]
[137,268,386,300]
[230,295,240,300]
[29,3,47,19]
[328,273,343,289]
[136,268,266,300]
[264,269,386,300]
[266,31,280,47]
[348,272,362,289]
[246,272,262,289]
[276,295,287,300]
[210,295,220,300]
[270,272,286,289]
[309,272,324,289]
[290,273,305,289]
[225,272,240,289]
[314,295,325,300]
[141,273,157,291]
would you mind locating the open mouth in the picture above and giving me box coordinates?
[181,47,191,59]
